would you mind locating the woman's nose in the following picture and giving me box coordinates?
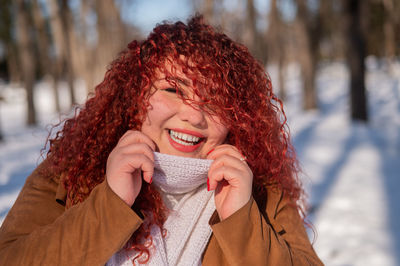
[178,102,207,128]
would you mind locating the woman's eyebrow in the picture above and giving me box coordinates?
[165,76,191,87]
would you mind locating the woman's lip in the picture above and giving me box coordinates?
[169,128,205,138]
[167,131,204,153]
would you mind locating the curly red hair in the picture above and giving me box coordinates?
[46,15,303,263]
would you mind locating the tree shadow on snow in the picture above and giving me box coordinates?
[370,128,400,265]
[294,120,400,265]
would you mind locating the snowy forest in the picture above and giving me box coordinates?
[0,0,399,265]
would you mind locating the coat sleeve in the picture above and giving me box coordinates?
[0,161,143,266]
[203,189,323,266]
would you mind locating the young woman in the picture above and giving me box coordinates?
[0,16,323,265]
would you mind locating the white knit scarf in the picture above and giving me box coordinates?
[107,152,216,266]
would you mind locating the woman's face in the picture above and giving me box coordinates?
[141,63,229,159]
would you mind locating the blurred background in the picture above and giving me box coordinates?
[0,0,399,265]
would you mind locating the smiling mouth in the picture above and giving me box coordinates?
[168,129,204,146]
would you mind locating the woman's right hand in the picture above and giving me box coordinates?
[106,130,155,206]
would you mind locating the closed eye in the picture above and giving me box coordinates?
[164,87,178,93]
[163,87,186,97]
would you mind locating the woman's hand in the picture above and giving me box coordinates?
[207,144,253,221]
[106,130,155,206]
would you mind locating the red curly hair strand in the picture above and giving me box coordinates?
[45,15,303,263]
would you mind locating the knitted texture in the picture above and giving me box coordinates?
[107,152,216,266]
[152,152,213,194]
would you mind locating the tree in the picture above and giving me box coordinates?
[245,0,267,64]
[0,95,3,141]
[266,0,286,100]
[197,0,225,26]
[32,0,61,112]
[46,0,77,107]
[71,0,94,93]
[92,0,127,90]
[0,0,20,83]
[343,0,368,121]
[202,0,215,24]
[294,0,319,110]
[382,0,397,66]
[15,0,37,125]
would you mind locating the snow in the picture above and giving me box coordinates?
[269,59,400,265]
[0,59,399,265]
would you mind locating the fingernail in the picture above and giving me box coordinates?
[150,177,153,184]
[207,148,215,156]
[207,177,210,191]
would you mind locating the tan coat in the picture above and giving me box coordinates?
[0,161,323,265]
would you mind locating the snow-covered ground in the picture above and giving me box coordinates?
[0,59,399,265]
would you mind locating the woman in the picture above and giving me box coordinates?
[0,16,322,265]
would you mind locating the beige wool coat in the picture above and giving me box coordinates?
[0,160,323,265]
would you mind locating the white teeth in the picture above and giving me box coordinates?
[171,135,192,146]
[179,133,186,140]
[169,130,201,145]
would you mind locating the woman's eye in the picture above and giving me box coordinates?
[164,87,185,97]
[164,88,178,93]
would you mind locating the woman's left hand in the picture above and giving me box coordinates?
[207,144,253,221]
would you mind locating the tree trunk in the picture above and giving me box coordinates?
[15,0,37,125]
[32,0,61,112]
[60,0,76,106]
[73,0,93,93]
[93,0,126,88]
[31,0,50,75]
[344,0,368,121]
[5,43,20,83]
[278,54,286,101]
[0,96,3,141]
[47,0,76,108]
[267,0,286,100]
[0,0,20,83]
[295,0,318,110]
[203,0,214,24]
[246,0,266,64]
[382,0,396,65]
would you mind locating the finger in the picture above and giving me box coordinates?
[208,154,248,174]
[118,143,155,162]
[117,130,137,144]
[118,130,156,151]
[208,165,246,191]
[119,131,156,151]
[111,153,154,183]
[124,154,154,184]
